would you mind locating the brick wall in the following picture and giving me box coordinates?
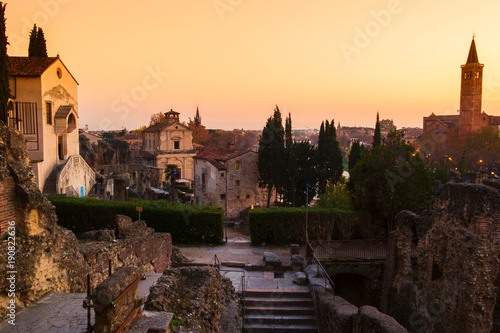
[0,177,17,235]
[475,213,500,235]
[81,233,172,289]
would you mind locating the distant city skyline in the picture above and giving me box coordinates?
[5,1,500,131]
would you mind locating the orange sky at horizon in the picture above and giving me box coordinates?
[5,0,500,131]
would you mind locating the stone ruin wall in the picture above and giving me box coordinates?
[386,183,500,333]
[0,124,172,320]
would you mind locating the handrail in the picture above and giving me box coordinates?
[307,241,335,296]
[209,254,221,269]
[110,275,146,307]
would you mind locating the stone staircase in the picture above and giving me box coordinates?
[243,288,318,333]
[42,165,62,194]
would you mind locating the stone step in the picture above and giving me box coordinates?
[242,323,318,333]
[245,297,314,307]
[244,306,316,316]
[245,288,312,299]
[243,314,317,326]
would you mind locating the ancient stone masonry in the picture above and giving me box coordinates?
[386,183,500,333]
[0,123,172,321]
[145,266,241,333]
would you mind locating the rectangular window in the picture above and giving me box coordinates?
[220,193,226,199]
[174,141,180,150]
[246,194,250,199]
[221,172,225,177]
[45,102,52,124]
[235,180,240,186]
[235,162,240,170]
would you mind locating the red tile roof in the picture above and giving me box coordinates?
[9,56,58,76]
[195,147,253,170]
[142,122,170,133]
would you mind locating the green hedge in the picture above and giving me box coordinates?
[249,207,364,245]
[46,196,224,244]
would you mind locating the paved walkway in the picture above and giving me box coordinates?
[0,227,302,332]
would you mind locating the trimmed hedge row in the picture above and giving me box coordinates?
[249,207,362,245]
[46,196,224,244]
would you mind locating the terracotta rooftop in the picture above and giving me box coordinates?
[9,56,58,76]
[115,134,141,141]
[195,147,253,170]
[142,122,170,133]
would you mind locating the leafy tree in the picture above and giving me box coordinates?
[101,131,117,139]
[0,2,8,123]
[380,119,396,132]
[187,117,210,145]
[149,112,166,125]
[348,140,362,172]
[316,176,353,210]
[131,125,147,134]
[373,112,382,148]
[463,126,500,171]
[258,105,285,207]
[349,128,433,233]
[28,24,47,57]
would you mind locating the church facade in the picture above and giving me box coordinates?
[423,38,500,136]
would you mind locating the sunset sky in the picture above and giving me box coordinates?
[5,1,500,131]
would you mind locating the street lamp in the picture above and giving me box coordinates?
[305,183,312,242]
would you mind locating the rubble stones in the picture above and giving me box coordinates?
[115,214,154,239]
[293,272,307,285]
[80,229,116,242]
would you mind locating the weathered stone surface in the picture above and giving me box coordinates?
[387,183,500,333]
[293,272,307,285]
[355,305,408,333]
[145,267,240,333]
[79,133,96,167]
[0,124,173,322]
[80,229,116,242]
[290,243,300,256]
[115,214,154,239]
[316,295,358,333]
[263,252,282,266]
[305,264,319,278]
[309,277,333,293]
[94,266,143,333]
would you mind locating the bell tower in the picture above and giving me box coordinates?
[459,37,483,135]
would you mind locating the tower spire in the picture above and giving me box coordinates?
[466,36,479,64]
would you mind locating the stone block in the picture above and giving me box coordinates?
[293,272,307,285]
[263,252,282,266]
[93,266,144,333]
[356,305,408,333]
[290,244,300,256]
[305,264,319,278]
[291,254,304,265]
[309,277,333,294]
[115,214,155,239]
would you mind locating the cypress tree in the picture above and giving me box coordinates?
[36,27,47,57]
[348,140,362,172]
[373,112,382,148]
[0,2,8,123]
[28,24,48,57]
[258,105,285,207]
[28,24,37,57]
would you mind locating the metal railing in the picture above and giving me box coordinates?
[310,239,389,260]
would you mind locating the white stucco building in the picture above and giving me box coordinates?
[8,56,94,195]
